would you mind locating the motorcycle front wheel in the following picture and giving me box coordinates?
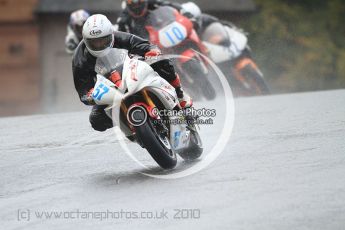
[181,59,217,100]
[233,56,270,96]
[135,117,177,170]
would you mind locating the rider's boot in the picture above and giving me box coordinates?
[169,74,193,109]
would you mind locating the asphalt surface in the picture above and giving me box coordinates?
[1,90,345,230]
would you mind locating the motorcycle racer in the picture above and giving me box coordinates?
[65,9,90,55]
[72,14,192,132]
[116,0,195,35]
[116,1,269,95]
[180,3,270,95]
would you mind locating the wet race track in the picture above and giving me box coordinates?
[1,90,345,230]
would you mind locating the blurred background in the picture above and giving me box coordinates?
[0,0,344,117]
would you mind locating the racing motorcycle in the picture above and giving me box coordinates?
[143,6,217,100]
[93,49,203,169]
[201,21,270,96]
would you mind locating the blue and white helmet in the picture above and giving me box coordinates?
[69,9,90,39]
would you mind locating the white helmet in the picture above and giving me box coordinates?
[181,2,202,19]
[82,14,114,57]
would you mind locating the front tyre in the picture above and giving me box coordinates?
[135,118,177,169]
[200,72,217,100]
[242,65,270,95]
[182,59,217,100]
[233,54,270,96]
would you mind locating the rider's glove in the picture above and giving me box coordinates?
[109,70,122,88]
[145,49,162,60]
[81,88,96,105]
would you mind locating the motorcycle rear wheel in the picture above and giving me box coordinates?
[178,130,203,161]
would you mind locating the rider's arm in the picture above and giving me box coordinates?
[73,67,96,105]
[116,10,130,32]
[113,31,158,56]
[200,14,219,28]
[72,43,97,105]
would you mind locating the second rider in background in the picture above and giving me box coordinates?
[116,0,270,96]
[65,9,90,55]
[117,0,192,34]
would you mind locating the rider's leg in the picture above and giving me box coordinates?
[89,105,113,132]
[150,59,192,108]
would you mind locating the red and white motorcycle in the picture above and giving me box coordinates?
[93,49,203,169]
[143,6,217,100]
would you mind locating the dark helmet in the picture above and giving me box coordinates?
[126,0,148,18]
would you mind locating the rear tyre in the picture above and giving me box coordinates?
[178,130,203,161]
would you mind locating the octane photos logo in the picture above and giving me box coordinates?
[127,105,147,127]
[112,52,235,179]
[153,108,216,118]
[127,107,217,127]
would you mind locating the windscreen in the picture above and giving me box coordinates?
[147,6,176,30]
[95,48,128,76]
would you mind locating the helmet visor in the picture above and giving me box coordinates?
[127,0,148,17]
[85,35,113,51]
